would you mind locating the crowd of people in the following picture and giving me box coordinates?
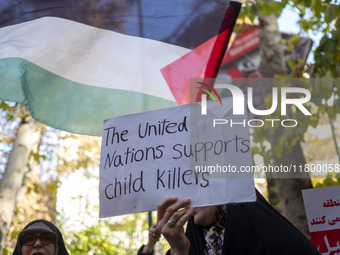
[13,190,321,255]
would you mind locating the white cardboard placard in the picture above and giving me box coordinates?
[99,98,256,217]
[302,185,340,233]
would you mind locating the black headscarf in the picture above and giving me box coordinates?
[185,190,321,255]
[13,219,69,255]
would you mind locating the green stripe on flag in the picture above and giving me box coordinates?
[0,58,176,136]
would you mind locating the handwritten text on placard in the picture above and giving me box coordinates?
[99,98,255,217]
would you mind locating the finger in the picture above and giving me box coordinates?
[150,224,158,232]
[159,199,191,229]
[162,198,191,222]
[149,232,161,240]
[164,208,193,230]
[149,226,161,238]
[167,208,190,224]
[165,211,187,230]
[176,207,194,227]
[157,197,178,223]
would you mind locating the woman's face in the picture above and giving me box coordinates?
[192,206,217,227]
[21,231,56,255]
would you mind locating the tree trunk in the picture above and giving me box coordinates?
[258,14,313,238]
[0,115,42,253]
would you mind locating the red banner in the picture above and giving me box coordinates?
[310,229,340,254]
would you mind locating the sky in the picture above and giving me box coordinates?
[277,8,323,63]
[278,8,300,34]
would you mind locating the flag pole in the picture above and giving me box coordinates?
[195,1,241,102]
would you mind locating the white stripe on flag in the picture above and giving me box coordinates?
[0,17,190,101]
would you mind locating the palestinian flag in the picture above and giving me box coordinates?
[0,0,241,136]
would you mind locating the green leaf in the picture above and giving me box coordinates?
[313,0,322,18]
[325,5,335,23]
[271,1,285,17]
[261,2,272,15]
[274,144,283,158]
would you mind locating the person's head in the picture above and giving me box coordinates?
[13,219,69,255]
